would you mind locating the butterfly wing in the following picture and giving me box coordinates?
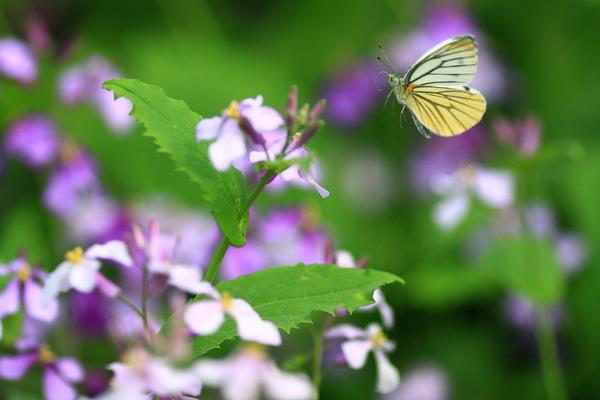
[406,85,486,137]
[404,35,478,87]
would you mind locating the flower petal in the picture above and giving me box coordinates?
[325,324,366,340]
[168,265,205,294]
[335,250,356,268]
[374,350,400,394]
[208,121,246,171]
[242,106,284,132]
[473,168,514,208]
[229,299,281,345]
[55,358,84,383]
[68,259,101,293]
[193,358,232,386]
[146,358,202,396]
[43,366,77,400]
[195,116,223,141]
[374,289,395,329]
[85,240,133,267]
[42,262,72,306]
[433,192,469,230]
[0,279,20,318]
[184,301,224,335]
[341,340,372,369]
[0,353,38,380]
[24,280,58,322]
[263,364,316,400]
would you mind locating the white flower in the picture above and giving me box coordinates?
[41,241,133,305]
[334,250,395,328]
[326,323,400,394]
[88,347,201,399]
[195,344,315,400]
[196,96,284,171]
[167,273,281,346]
[431,165,514,230]
[382,365,448,400]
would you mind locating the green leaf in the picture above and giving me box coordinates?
[103,79,248,246]
[191,264,403,358]
[478,237,565,305]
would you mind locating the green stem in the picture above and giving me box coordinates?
[203,170,276,283]
[141,264,150,331]
[116,293,144,319]
[535,308,568,400]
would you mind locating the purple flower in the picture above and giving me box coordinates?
[43,147,97,217]
[0,37,37,84]
[0,345,83,400]
[382,365,449,400]
[71,291,110,337]
[58,57,135,133]
[556,233,588,274]
[4,115,61,168]
[196,96,284,171]
[494,116,542,156]
[222,239,269,280]
[504,294,563,332]
[323,61,383,128]
[389,5,507,102]
[0,259,59,334]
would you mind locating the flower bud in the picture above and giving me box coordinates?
[239,117,266,146]
[285,85,298,131]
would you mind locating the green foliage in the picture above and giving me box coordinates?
[103,79,249,246]
[191,264,403,357]
[478,237,565,306]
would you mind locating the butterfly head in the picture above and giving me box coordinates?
[386,73,402,89]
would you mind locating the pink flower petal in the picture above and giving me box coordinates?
[193,359,232,386]
[325,324,366,340]
[208,124,247,171]
[0,38,37,84]
[341,340,372,369]
[168,265,205,294]
[43,366,77,400]
[242,106,284,132]
[68,259,100,292]
[55,358,84,382]
[433,192,469,230]
[473,168,514,208]
[184,301,224,335]
[0,279,20,318]
[229,299,281,345]
[85,240,133,267]
[263,364,315,400]
[0,353,38,380]
[374,350,400,394]
[41,263,71,306]
[195,116,223,141]
[24,280,58,322]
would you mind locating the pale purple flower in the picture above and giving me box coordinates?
[58,56,135,133]
[195,344,315,400]
[524,203,557,238]
[4,115,61,168]
[88,347,201,399]
[504,294,563,332]
[389,5,507,102]
[0,259,59,336]
[222,239,269,280]
[43,148,98,217]
[494,116,542,156]
[63,191,126,243]
[71,291,110,337]
[0,37,37,84]
[0,345,83,400]
[431,165,514,230]
[41,241,133,305]
[169,275,281,346]
[382,365,448,400]
[556,233,588,274]
[326,323,400,394]
[196,96,284,171]
[323,61,383,128]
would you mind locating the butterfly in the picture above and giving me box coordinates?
[380,35,486,138]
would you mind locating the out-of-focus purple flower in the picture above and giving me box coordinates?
[0,37,37,84]
[0,345,84,400]
[410,128,486,195]
[0,259,59,334]
[88,347,201,399]
[390,5,507,102]
[431,165,514,230]
[171,277,281,346]
[4,115,61,168]
[504,294,563,332]
[494,116,542,156]
[222,239,269,280]
[382,365,449,400]
[556,233,588,274]
[326,323,400,394]
[71,291,109,337]
[59,56,135,133]
[41,241,133,305]
[323,61,383,128]
[195,344,315,400]
[524,203,557,239]
[196,96,284,171]
[43,146,97,217]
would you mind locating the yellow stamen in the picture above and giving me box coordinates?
[294,132,302,141]
[244,343,267,358]
[59,141,81,164]
[370,328,387,349]
[65,247,85,264]
[122,348,148,373]
[224,100,241,120]
[221,291,235,312]
[458,164,477,184]
[16,264,31,282]
[38,345,55,364]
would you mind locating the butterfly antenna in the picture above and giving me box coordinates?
[377,45,396,73]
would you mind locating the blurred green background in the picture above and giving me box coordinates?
[1,0,600,399]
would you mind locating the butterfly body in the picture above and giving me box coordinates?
[385,35,487,138]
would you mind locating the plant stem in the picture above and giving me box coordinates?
[141,264,150,332]
[203,170,276,283]
[535,308,568,400]
[312,327,324,399]
[116,293,144,319]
